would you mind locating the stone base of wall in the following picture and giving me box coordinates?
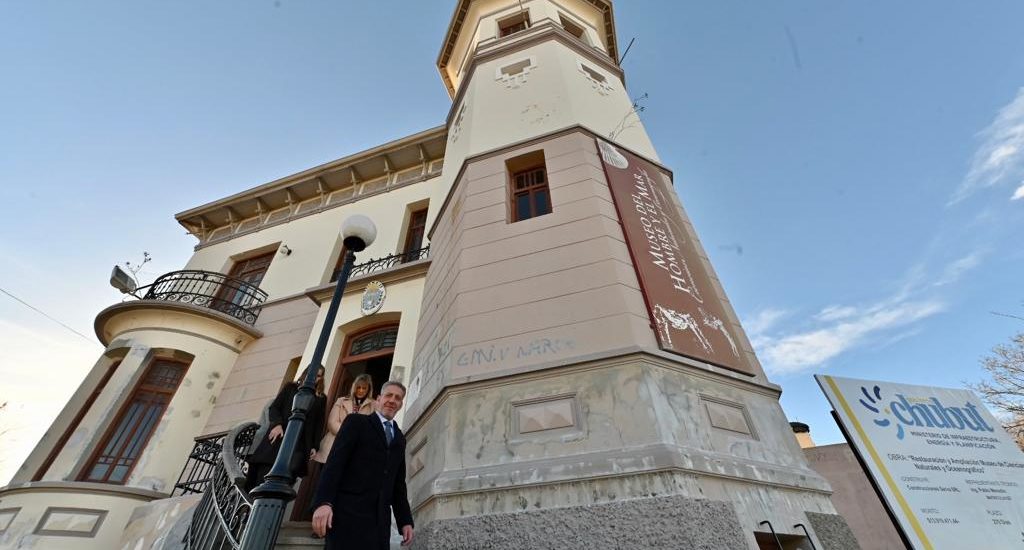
[805,512,861,550]
[410,494,748,550]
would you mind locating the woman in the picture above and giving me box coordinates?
[314,373,376,464]
[245,366,327,493]
[297,373,376,531]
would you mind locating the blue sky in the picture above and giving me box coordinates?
[1,1,1023,483]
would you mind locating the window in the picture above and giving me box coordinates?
[348,326,399,357]
[34,359,123,481]
[498,12,529,37]
[219,251,274,306]
[560,15,585,41]
[227,251,274,286]
[81,359,189,484]
[507,151,552,222]
[402,208,428,262]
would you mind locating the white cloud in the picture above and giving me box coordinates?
[751,250,987,374]
[814,305,858,322]
[743,308,788,336]
[951,87,1024,204]
[932,250,984,287]
[1012,183,1024,201]
[758,300,945,374]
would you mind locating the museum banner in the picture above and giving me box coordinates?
[817,374,1024,550]
[596,139,750,375]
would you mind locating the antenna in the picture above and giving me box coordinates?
[618,37,636,65]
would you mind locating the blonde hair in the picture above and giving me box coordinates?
[348,373,374,402]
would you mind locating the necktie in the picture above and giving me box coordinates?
[384,420,394,445]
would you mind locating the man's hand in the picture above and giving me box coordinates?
[401,525,414,546]
[312,504,333,538]
[268,425,284,443]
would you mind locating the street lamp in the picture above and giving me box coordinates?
[240,215,377,550]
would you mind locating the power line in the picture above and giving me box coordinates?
[0,286,95,343]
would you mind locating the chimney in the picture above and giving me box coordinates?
[790,421,816,449]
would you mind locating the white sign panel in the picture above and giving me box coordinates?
[816,375,1024,550]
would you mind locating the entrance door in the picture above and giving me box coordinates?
[290,324,398,521]
[329,324,399,402]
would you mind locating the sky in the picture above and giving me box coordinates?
[1,1,1023,485]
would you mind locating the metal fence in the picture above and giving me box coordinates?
[142,270,269,325]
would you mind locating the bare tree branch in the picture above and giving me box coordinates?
[970,332,1024,449]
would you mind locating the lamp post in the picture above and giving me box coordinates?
[240,215,377,550]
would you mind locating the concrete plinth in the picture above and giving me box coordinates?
[411,495,748,550]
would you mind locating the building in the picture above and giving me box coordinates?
[0,1,859,548]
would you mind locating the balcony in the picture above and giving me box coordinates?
[95,270,267,346]
[331,245,431,282]
[140,270,269,326]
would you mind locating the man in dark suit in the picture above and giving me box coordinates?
[311,380,414,549]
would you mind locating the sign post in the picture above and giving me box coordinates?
[817,375,1024,550]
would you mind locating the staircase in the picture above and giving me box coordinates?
[181,422,407,549]
[273,522,323,549]
[274,521,406,549]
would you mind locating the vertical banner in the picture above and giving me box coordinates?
[817,375,1024,550]
[596,139,751,376]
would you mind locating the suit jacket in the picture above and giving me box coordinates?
[313,412,413,550]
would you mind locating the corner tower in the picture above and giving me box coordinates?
[406,1,858,548]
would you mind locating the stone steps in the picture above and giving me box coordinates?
[275,521,322,549]
[274,521,405,549]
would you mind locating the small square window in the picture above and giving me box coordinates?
[498,12,530,37]
[560,15,585,41]
[507,151,552,223]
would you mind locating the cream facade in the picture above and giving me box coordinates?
[2,2,858,549]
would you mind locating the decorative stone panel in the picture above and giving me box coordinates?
[512,394,578,436]
[577,59,613,95]
[33,507,108,538]
[0,508,19,534]
[495,57,536,89]
[701,395,755,437]
[409,436,428,477]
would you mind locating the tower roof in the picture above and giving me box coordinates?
[437,0,618,97]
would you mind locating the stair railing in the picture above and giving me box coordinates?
[186,422,258,550]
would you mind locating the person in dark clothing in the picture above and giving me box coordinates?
[311,381,414,549]
[245,366,327,492]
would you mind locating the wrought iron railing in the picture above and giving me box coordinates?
[186,422,258,550]
[172,431,230,496]
[332,245,430,282]
[140,270,269,325]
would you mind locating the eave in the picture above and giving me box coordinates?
[175,126,448,248]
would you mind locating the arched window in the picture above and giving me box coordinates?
[80,359,189,484]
